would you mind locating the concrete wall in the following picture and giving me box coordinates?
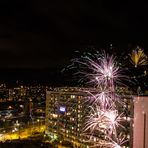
[133,96,148,148]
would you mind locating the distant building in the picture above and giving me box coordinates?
[133,96,148,148]
[0,84,48,129]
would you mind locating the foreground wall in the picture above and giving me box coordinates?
[133,96,148,148]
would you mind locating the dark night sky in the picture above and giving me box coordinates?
[0,1,148,69]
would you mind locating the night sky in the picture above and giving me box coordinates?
[0,1,147,69]
[0,1,148,85]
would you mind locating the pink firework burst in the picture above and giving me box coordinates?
[85,87,120,109]
[72,51,126,88]
[83,106,123,136]
[94,53,124,88]
[71,50,129,147]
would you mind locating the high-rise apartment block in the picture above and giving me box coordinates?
[45,87,133,147]
[46,87,92,147]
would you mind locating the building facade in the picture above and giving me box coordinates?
[45,87,91,147]
[45,87,133,147]
[133,96,148,148]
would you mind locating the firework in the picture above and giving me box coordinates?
[91,132,127,148]
[73,51,128,147]
[72,52,125,88]
[130,47,148,67]
[85,87,121,109]
[86,132,127,148]
[106,133,128,148]
[83,106,123,136]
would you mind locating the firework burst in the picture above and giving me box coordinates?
[85,87,121,109]
[83,106,123,136]
[86,132,127,148]
[130,46,148,67]
[72,51,126,88]
[71,50,129,147]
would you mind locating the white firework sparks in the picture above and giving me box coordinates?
[87,132,127,148]
[85,87,120,109]
[71,51,129,147]
[83,106,123,136]
[95,54,120,87]
[107,133,128,148]
[72,52,125,88]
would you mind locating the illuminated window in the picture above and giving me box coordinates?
[70,117,75,121]
[71,95,75,99]
[52,114,58,118]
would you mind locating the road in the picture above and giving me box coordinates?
[0,122,45,142]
